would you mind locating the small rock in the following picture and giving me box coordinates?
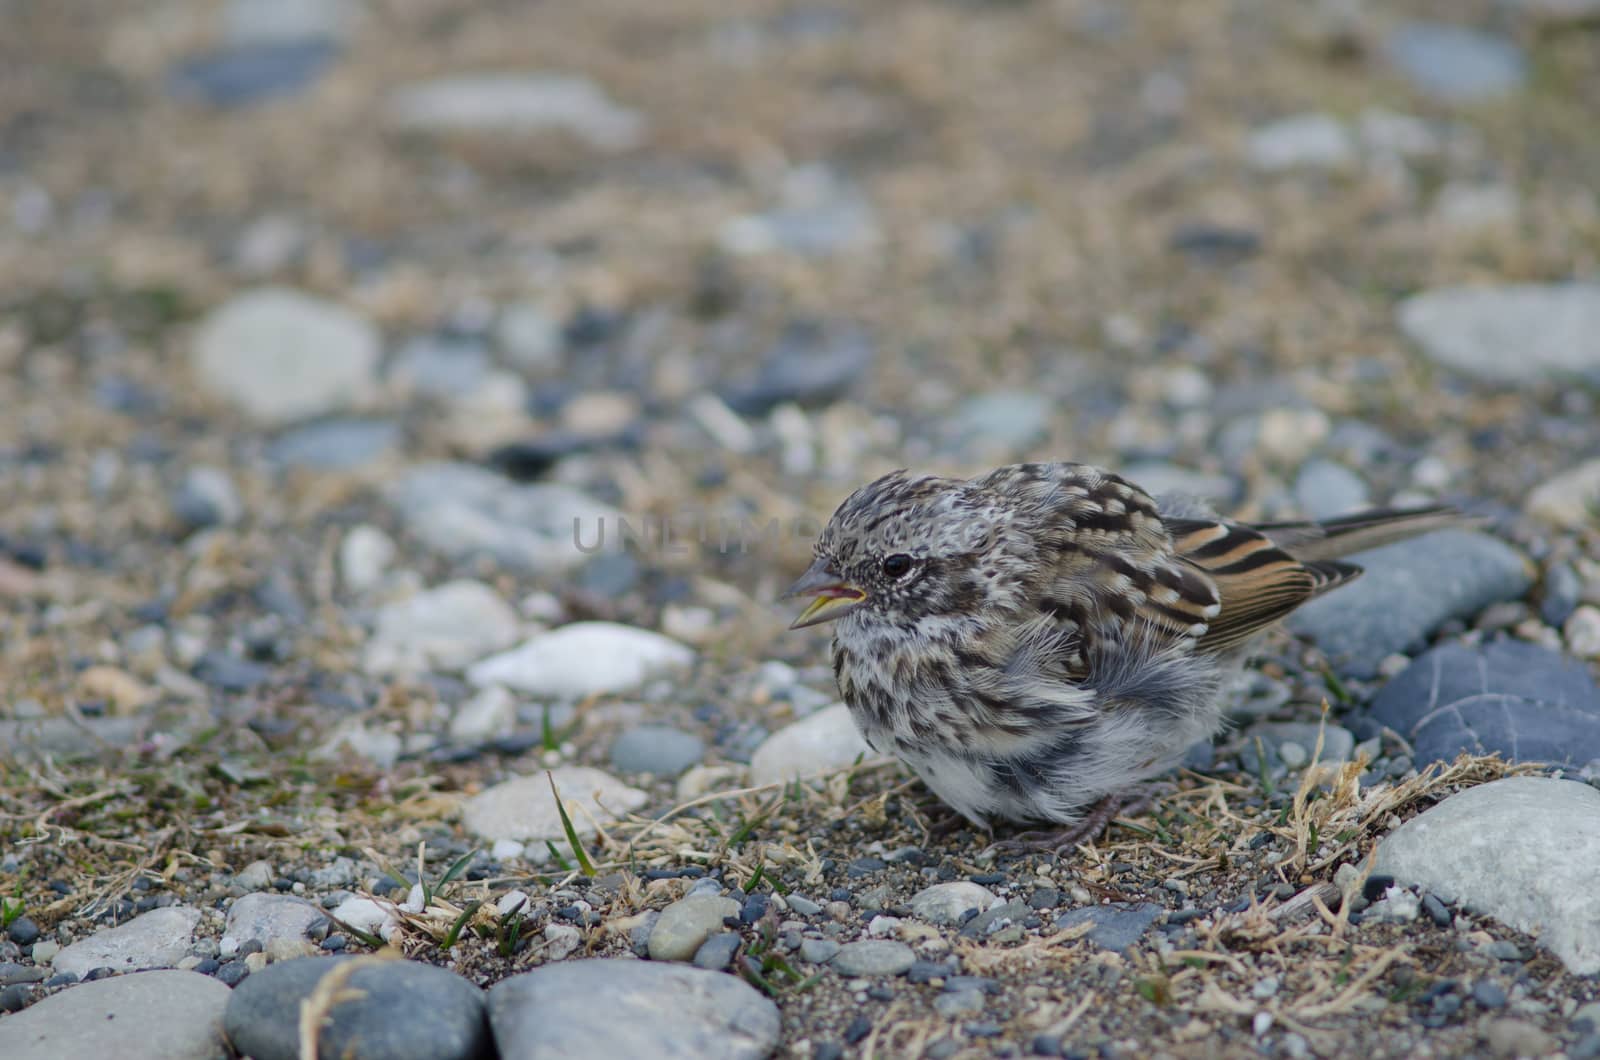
[339,525,396,594]
[748,703,875,785]
[1399,285,1600,387]
[53,907,201,977]
[224,956,489,1060]
[389,335,492,399]
[1053,904,1164,953]
[1247,113,1354,172]
[609,726,707,777]
[720,321,873,415]
[948,391,1054,455]
[168,41,339,108]
[387,74,646,151]
[1383,23,1526,104]
[364,580,521,676]
[800,939,841,964]
[648,896,741,962]
[692,933,740,971]
[1566,607,1600,658]
[75,665,155,715]
[1373,776,1600,974]
[496,303,564,371]
[235,859,276,892]
[171,466,243,529]
[0,970,231,1060]
[449,686,519,744]
[487,959,779,1059]
[542,924,581,961]
[718,166,879,259]
[1472,980,1508,1009]
[1293,461,1370,519]
[463,765,648,844]
[190,287,380,425]
[908,882,1001,927]
[222,893,327,952]
[831,940,915,977]
[467,622,693,698]
[1484,1018,1556,1059]
[267,418,400,470]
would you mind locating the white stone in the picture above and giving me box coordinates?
[1564,606,1600,659]
[1527,459,1600,529]
[189,287,380,424]
[1432,182,1519,234]
[364,579,521,676]
[908,882,1001,926]
[312,721,403,768]
[450,685,520,743]
[1357,108,1440,159]
[463,765,648,843]
[339,524,396,594]
[387,74,645,151]
[1398,284,1600,385]
[223,893,325,950]
[329,896,397,941]
[52,907,201,976]
[496,302,564,370]
[466,622,692,698]
[749,703,876,786]
[224,0,353,43]
[1373,776,1600,974]
[1247,113,1354,172]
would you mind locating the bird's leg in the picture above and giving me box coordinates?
[983,785,1165,857]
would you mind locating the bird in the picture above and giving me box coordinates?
[782,462,1462,851]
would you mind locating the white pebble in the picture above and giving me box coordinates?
[1564,606,1600,658]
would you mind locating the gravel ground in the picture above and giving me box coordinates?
[3,1,1600,1058]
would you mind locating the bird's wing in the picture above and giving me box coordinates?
[1164,518,1359,653]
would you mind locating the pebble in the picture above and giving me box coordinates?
[718,165,879,259]
[908,882,1001,927]
[338,525,397,594]
[1567,606,1600,658]
[189,287,380,424]
[1374,776,1600,974]
[224,0,353,45]
[948,391,1054,455]
[720,321,874,415]
[448,685,518,744]
[463,765,648,843]
[386,462,622,574]
[1383,23,1526,104]
[467,622,693,697]
[648,896,741,962]
[609,725,707,776]
[692,932,741,971]
[831,940,915,977]
[488,959,779,1059]
[0,970,231,1060]
[1398,284,1600,386]
[800,938,841,964]
[1292,460,1370,519]
[235,859,276,892]
[167,41,339,108]
[222,893,326,953]
[170,466,243,529]
[52,906,200,977]
[1286,531,1533,679]
[1240,723,1356,772]
[386,74,646,151]
[1053,904,1164,953]
[389,335,493,399]
[1422,894,1452,927]
[748,703,875,785]
[1367,640,1600,766]
[267,418,400,470]
[1484,1018,1557,1059]
[495,302,565,371]
[1473,980,1508,1009]
[224,956,490,1060]
[1246,113,1353,172]
[1541,564,1583,627]
[363,580,521,676]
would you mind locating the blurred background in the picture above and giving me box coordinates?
[1,0,1598,705]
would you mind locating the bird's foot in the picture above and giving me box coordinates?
[982,787,1164,858]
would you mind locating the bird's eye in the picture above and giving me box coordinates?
[881,553,914,579]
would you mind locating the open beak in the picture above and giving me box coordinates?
[782,558,867,630]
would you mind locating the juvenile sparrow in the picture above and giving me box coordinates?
[784,463,1460,849]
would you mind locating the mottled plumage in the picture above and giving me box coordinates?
[784,463,1460,840]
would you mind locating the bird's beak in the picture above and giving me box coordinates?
[782,558,867,630]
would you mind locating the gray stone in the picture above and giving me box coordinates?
[1240,723,1356,773]
[1053,903,1164,953]
[748,703,875,785]
[190,287,380,424]
[224,0,353,45]
[1527,459,1600,529]
[720,321,873,415]
[718,165,879,259]
[224,956,490,1060]
[908,882,1001,926]
[830,940,915,977]
[948,391,1054,454]
[649,896,741,962]
[692,933,741,971]
[171,466,242,529]
[1373,777,1600,974]
[1383,23,1526,104]
[387,463,622,573]
[1293,461,1370,519]
[1398,284,1600,386]
[223,893,326,952]
[1367,639,1600,766]
[463,766,648,844]
[363,580,521,676]
[609,726,707,776]
[467,622,693,697]
[1122,463,1238,507]
[488,959,779,1060]
[1246,113,1353,171]
[168,42,339,108]
[1287,531,1532,678]
[389,336,493,398]
[52,907,200,976]
[267,418,400,470]
[0,716,143,761]
[799,938,841,964]
[0,970,231,1060]
[495,303,564,370]
[387,74,645,151]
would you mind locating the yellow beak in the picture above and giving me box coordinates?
[782,559,867,630]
